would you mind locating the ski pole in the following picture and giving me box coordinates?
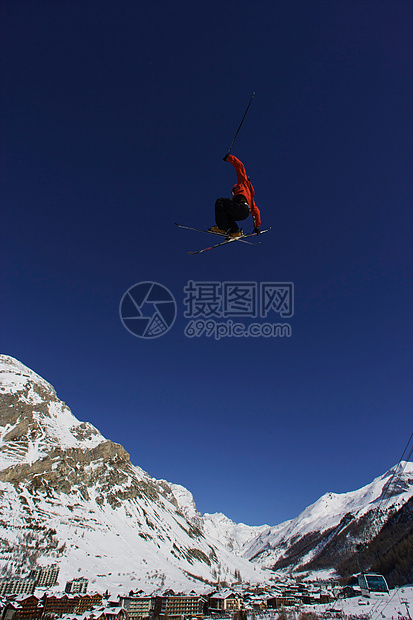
[227,92,255,155]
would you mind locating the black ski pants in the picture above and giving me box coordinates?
[215,198,250,233]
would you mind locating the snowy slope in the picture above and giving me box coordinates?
[307,587,413,620]
[167,482,269,554]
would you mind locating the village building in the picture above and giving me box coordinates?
[61,608,127,620]
[75,594,103,614]
[265,594,298,609]
[99,606,128,620]
[42,593,79,617]
[119,595,152,620]
[243,593,268,612]
[208,589,243,613]
[0,579,36,597]
[2,595,42,620]
[41,592,103,617]
[28,565,59,588]
[264,584,333,609]
[65,579,89,595]
[153,593,206,619]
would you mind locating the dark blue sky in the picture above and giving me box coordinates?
[1,0,412,525]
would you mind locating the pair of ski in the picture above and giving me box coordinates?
[175,222,270,254]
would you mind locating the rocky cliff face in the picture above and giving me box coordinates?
[0,355,104,468]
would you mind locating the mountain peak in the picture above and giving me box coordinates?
[0,355,55,396]
[0,354,105,469]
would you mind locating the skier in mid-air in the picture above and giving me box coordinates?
[209,153,261,238]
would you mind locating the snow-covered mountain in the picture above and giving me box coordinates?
[240,462,413,575]
[0,355,268,593]
[167,465,413,581]
[0,354,412,592]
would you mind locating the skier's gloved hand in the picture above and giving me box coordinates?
[253,227,261,235]
[223,153,230,161]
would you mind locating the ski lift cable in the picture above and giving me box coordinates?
[368,595,386,619]
[377,431,413,514]
[383,444,412,512]
[355,434,412,600]
[368,600,382,619]
[379,439,413,514]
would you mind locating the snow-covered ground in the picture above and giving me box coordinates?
[252,588,413,620]
[307,587,412,620]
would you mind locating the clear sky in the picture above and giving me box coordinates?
[1,0,412,526]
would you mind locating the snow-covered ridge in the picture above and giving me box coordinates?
[166,482,199,519]
[242,461,413,565]
[0,355,105,468]
[167,463,413,567]
[0,355,54,395]
[166,482,269,555]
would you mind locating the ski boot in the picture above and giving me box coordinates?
[208,226,227,235]
[227,228,243,239]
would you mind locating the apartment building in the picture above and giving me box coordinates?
[42,594,78,617]
[40,592,103,617]
[0,579,36,597]
[153,594,206,619]
[28,565,59,588]
[2,595,42,620]
[65,578,89,594]
[75,593,103,613]
[119,595,153,620]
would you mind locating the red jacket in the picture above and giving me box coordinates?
[227,154,261,228]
